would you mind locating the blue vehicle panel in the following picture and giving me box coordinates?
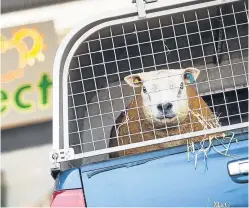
[80,134,248,207]
[55,168,82,191]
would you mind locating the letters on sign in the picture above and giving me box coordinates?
[1,21,58,129]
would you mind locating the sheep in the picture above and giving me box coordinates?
[109,67,224,158]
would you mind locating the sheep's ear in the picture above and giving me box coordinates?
[124,74,143,87]
[183,67,200,84]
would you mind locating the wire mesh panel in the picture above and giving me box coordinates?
[67,1,248,162]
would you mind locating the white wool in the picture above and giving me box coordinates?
[126,69,194,126]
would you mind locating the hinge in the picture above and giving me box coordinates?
[49,148,75,163]
[132,0,158,19]
[49,148,75,179]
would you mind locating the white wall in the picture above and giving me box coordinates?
[1,0,132,206]
[1,144,54,207]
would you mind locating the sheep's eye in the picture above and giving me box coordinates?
[142,86,147,93]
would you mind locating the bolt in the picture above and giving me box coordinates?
[52,153,58,160]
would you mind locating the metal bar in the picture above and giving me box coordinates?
[77,56,93,152]
[68,110,248,136]
[218,6,243,124]
[71,28,248,58]
[121,24,146,145]
[231,4,248,85]
[58,122,248,161]
[68,75,82,151]
[68,78,248,104]
[213,6,224,65]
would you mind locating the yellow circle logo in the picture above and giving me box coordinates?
[1,28,47,83]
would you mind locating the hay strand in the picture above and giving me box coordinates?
[187,108,238,170]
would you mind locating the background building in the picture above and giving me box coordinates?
[1,0,129,206]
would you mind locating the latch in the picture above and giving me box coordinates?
[50,148,75,163]
[227,158,248,184]
[49,148,75,179]
[132,0,158,18]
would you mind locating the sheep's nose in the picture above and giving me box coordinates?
[157,102,173,113]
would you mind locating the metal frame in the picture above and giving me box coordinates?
[51,0,248,165]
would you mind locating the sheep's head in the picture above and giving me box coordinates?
[124,68,200,126]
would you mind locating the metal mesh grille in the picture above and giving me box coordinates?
[67,1,248,158]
